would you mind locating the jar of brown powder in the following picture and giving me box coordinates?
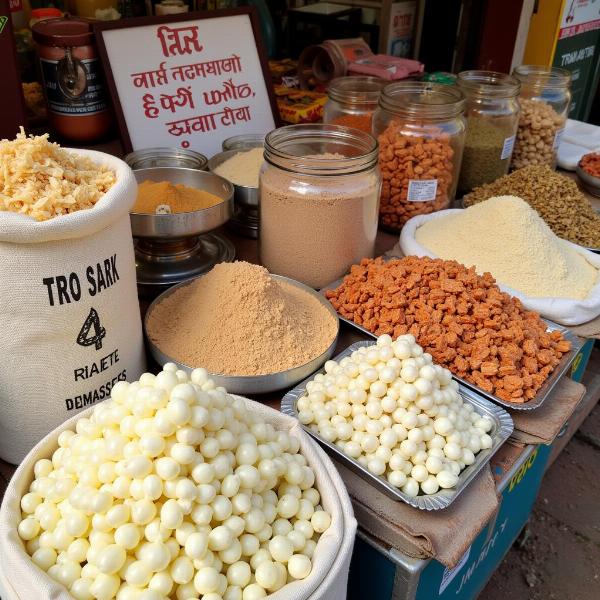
[259,124,381,289]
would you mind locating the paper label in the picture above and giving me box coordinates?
[439,546,471,594]
[553,127,565,150]
[501,134,516,160]
[407,179,438,202]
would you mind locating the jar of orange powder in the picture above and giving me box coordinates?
[323,76,385,133]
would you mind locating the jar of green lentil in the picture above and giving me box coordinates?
[456,70,520,195]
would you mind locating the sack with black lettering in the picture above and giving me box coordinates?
[0,149,146,464]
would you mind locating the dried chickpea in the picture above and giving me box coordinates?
[511,99,564,169]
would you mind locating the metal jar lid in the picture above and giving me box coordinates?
[32,15,94,47]
[124,147,208,170]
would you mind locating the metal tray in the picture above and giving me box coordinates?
[281,341,513,510]
[145,274,339,395]
[320,277,584,411]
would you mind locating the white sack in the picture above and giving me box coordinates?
[0,396,356,600]
[399,209,600,326]
[0,149,146,464]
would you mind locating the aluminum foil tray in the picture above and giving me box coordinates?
[281,341,513,510]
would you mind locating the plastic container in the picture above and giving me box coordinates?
[457,70,520,194]
[372,81,466,232]
[323,76,385,133]
[259,124,381,289]
[511,65,572,170]
[32,16,112,143]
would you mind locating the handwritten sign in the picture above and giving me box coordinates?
[95,9,277,157]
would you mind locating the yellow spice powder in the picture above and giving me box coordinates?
[133,180,223,214]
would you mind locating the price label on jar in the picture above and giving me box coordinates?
[500,134,516,160]
[553,127,565,150]
[407,179,438,202]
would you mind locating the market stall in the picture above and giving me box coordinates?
[1,6,600,600]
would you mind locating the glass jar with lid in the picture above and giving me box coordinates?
[323,76,385,133]
[511,65,572,169]
[259,124,381,289]
[456,70,520,194]
[372,81,466,232]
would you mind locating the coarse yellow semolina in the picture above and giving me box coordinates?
[415,195,598,300]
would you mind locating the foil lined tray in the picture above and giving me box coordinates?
[320,277,584,411]
[281,341,513,510]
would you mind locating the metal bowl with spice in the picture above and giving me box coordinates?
[145,272,340,394]
[130,167,234,293]
[208,143,264,238]
[124,147,208,171]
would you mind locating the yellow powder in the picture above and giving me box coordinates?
[415,195,598,300]
[133,180,223,214]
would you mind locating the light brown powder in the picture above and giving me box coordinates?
[259,154,380,289]
[146,261,338,376]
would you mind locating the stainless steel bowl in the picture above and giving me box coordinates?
[131,167,234,239]
[145,274,340,394]
[576,162,600,198]
[207,150,260,209]
[222,134,265,151]
[125,147,208,170]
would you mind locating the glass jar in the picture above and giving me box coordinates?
[372,82,466,232]
[259,124,381,289]
[511,65,572,169]
[457,70,520,194]
[323,76,385,133]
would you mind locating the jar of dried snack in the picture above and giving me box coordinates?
[511,65,571,169]
[372,81,466,232]
[323,76,385,133]
[456,70,520,194]
[259,124,381,289]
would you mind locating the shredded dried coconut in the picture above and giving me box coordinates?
[0,128,116,221]
[146,261,338,376]
[415,195,598,299]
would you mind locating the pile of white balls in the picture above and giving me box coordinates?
[298,335,494,497]
[17,365,331,600]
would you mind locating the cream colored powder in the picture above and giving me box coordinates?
[214,147,264,187]
[415,195,598,299]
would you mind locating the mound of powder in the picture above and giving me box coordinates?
[415,195,598,299]
[146,261,338,375]
[214,147,264,187]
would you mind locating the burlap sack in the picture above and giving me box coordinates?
[0,149,146,464]
[0,395,356,600]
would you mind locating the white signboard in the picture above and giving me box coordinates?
[387,1,417,57]
[96,10,277,157]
